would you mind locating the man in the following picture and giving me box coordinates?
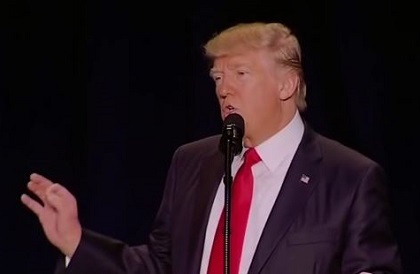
[21,22,402,273]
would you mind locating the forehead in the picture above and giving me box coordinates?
[210,49,275,73]
[212,52,256,68]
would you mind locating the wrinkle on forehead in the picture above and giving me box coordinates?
[211,50,278,77]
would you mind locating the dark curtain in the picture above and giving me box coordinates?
[1,0,418,273]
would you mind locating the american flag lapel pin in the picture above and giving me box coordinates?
[300,174,310,184]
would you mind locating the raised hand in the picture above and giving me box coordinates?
[21,173,82,257]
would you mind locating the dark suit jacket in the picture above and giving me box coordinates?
[57,124,402,274]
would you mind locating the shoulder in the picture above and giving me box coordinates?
[171,134,222,162]
[306,126,384,176]
[306,128,389,191]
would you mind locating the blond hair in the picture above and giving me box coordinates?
[204,22,307,111]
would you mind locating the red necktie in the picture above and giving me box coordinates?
[207,148,261,274]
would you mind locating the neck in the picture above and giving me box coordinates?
[244,108,298,148]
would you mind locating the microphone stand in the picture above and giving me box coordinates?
[223,139,235,274]
[219,112,244,274]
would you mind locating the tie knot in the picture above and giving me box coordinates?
[243,147,261,167]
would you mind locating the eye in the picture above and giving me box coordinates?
[237,70,248,76]
[211,73,223,82]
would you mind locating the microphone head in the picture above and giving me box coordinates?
[219,113,245,156]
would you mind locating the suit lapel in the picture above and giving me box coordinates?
[189,149,225,274]
[248,126,322,273]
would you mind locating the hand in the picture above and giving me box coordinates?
[21,173,82,258]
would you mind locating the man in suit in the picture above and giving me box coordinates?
[21,22,402,273]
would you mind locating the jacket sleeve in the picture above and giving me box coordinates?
[54,148,181,274]
[341,163,403,274]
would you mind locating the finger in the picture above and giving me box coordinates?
[29,173,54,188]
[27,181,48,204]
[47,183,72,198]
[21,193,44,216]
[27,173,55,199]
[45,183,74,211]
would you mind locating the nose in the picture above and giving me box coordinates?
[216,76,234,99]
[217,82,232,99]
[219,89,229,99]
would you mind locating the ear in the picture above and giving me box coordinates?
[278,71,299,101]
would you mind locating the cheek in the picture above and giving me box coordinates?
[249,92,274,111]
[245,91,279,122]
[242,101,264,130]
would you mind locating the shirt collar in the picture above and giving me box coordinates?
[240,110,304,173]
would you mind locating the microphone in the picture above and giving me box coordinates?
[219,113,244,156]
[219,113,244,274]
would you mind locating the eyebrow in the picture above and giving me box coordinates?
[209,63,251,76]
[209,68,222,77]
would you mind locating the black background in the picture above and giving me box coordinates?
[1,0,419,273]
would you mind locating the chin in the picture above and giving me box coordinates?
[243,137,253,148]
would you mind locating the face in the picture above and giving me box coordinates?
[210,48,297,147]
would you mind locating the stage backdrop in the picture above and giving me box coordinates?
[1,0,418,273]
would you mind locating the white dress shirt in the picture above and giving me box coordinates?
[199,110,305,274]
